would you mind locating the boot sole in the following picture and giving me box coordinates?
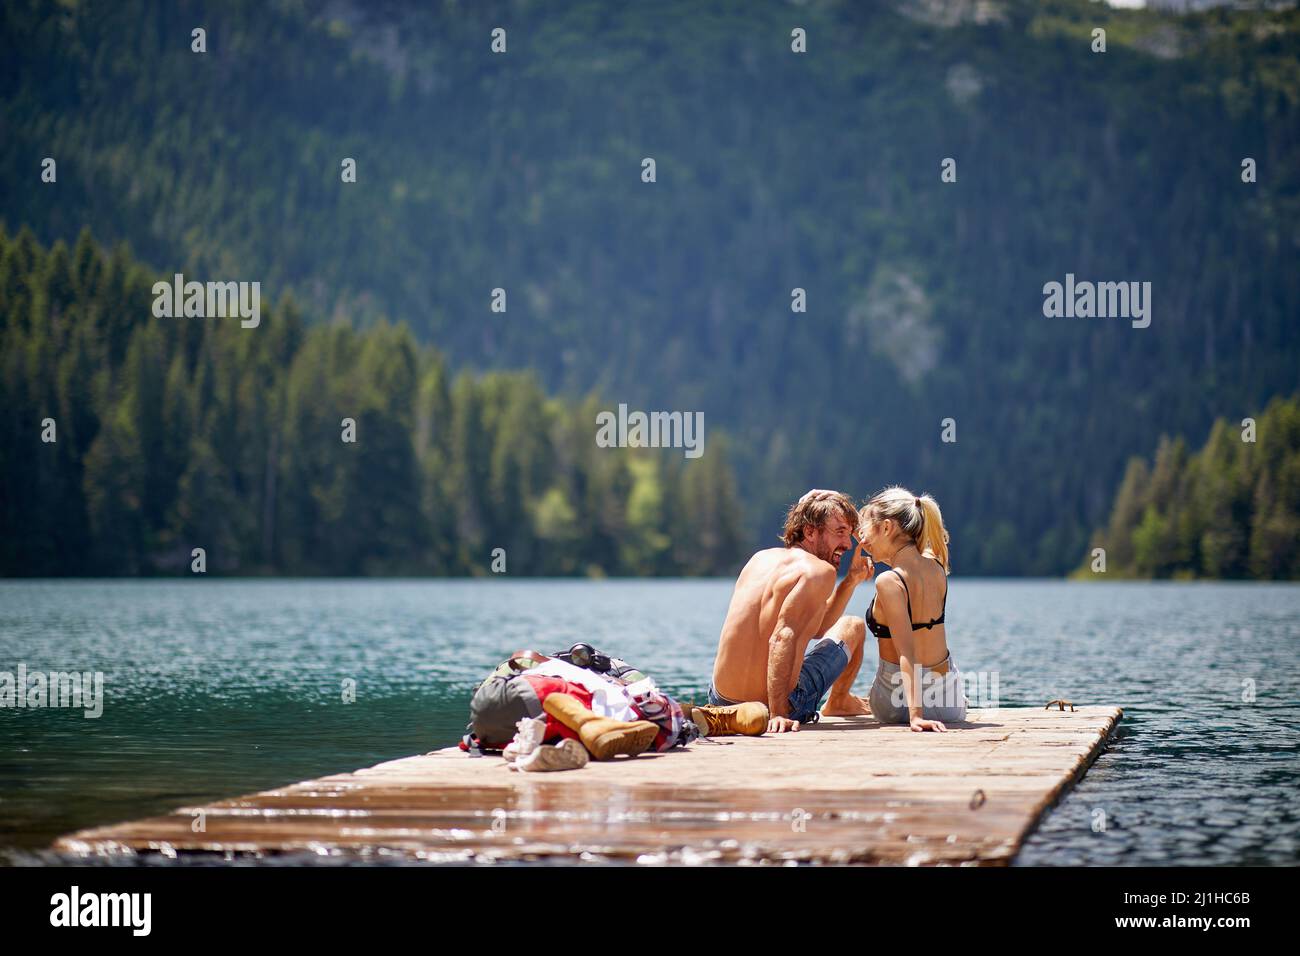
[585,722,659,760]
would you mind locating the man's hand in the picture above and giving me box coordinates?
[910,717,947,733]
[768,715,801,733]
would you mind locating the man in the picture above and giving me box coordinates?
[707,489,874,733]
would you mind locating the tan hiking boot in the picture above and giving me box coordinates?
[690,702,769,737]
[542,693,660,760]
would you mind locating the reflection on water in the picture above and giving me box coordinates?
[1,579,1297,865]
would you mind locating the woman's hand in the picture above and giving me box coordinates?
[845,536,875,585]
[910,717,947,733]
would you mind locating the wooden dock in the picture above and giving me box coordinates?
[54,706,1122,865]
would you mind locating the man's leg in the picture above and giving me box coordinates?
[786,634,849,723]
[821,616,871,716]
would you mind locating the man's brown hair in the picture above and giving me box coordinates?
[781,489,858,547]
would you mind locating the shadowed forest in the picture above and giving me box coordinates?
[2,0,1298,576]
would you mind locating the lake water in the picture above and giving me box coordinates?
[1,579,1297,865]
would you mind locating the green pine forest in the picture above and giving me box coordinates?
[1080,395,1300,580]
[2,0,1299,578]
[0,226,743,575]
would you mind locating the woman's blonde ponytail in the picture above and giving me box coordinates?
[916,494,950,573]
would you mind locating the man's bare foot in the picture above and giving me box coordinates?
[821,694,871,717]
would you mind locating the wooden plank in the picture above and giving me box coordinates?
[53,705,1122,865]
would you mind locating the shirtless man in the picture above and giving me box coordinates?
[707,489,875,733]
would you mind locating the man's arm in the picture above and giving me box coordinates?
[766,565,837,732]
[815,541,875,636]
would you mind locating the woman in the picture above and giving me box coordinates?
[860,486,967,731]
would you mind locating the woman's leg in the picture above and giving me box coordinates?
[868,659,909,724]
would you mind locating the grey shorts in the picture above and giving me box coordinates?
[868,654,968,725]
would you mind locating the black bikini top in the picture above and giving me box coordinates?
[865,559,948,641]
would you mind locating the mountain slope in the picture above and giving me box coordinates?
[3,0,1298,573]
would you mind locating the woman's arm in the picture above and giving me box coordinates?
[877,576,947,733]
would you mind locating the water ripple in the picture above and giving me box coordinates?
[2,578,1297,864]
